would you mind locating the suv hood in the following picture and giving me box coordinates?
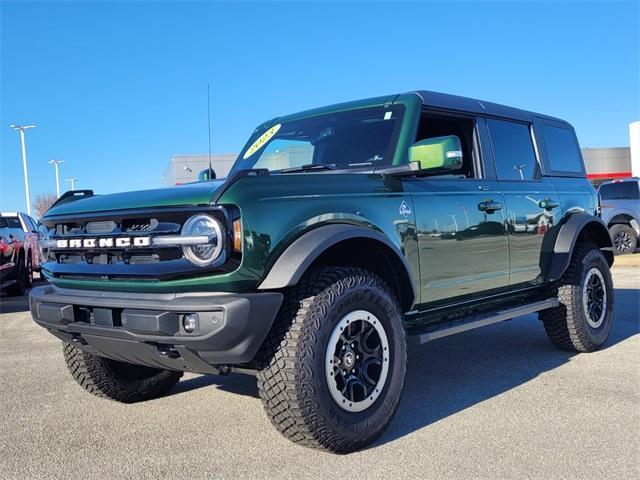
[45,179,227,218]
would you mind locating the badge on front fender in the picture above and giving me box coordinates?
[399,201,412,218]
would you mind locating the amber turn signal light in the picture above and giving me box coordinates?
[233,219,242,252]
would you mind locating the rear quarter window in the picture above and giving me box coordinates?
[543,125,584,173]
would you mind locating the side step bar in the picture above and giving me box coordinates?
[410,298,560,345]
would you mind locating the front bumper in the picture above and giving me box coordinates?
[29,285,283,374]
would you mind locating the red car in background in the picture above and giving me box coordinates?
[1,212,41,296]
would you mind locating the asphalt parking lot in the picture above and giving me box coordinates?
[1,268,638,479]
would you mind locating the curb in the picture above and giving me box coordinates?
[612,254,640,268]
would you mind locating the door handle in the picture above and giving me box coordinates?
[478,201,503,213]
[538,199,560,210]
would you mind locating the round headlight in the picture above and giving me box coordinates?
[181,214,224,267]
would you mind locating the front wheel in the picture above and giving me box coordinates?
[63,343,183,403]
[540,243,614,352]
[257,267,407,453]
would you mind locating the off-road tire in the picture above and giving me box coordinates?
[256,267,407,453]
[63,343,183,403]
[540,243,614,352]
[609,223,637,255]
[6,254,27,297]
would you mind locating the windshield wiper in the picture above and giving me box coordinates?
[279,163,337,174]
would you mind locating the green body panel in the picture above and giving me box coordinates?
[498,178,562,286]
[46,179,227,217]
[407,178,509,305]
[219,173,419,286]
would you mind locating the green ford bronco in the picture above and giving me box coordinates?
[31,91,614,453]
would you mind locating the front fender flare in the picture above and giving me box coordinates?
[257,224,417,304]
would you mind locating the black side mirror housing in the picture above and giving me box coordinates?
[198,168,216,181]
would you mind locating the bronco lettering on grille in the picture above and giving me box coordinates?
[55,237,152,248]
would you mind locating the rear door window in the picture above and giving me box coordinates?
[487,119,539,180]
[543,125,584,173]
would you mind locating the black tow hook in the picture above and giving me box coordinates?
[70,336,87,345]
[157,347,180,359]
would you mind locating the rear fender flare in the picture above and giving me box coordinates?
[543,213,613,282]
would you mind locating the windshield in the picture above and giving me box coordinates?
[231,105,404,174]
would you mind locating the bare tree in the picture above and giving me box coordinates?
[32,192,58,218]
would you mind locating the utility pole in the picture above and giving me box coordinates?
[49,159,65,197]
[65,177,78,191]
[10,124,37,216]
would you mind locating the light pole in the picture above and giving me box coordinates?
[449,214,459,232]
[10,124,36,216]
[65,177,78,191]
[49,159,65,197]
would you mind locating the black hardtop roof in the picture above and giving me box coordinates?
[413,90,569,126]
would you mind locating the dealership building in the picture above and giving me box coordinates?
[161,154,237,186]
[162,122,640,185]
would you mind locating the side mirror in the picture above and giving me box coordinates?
[198,168,216,181]
[409,135,463,172]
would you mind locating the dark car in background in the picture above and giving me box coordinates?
[599,178,640,254]
[0,212,40,295]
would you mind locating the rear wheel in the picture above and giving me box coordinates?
[540,243,614,352]
[63,343,183,403]
[256,267,407,453]
[609,224,637,255]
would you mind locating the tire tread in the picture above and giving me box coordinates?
[540,243,612,352]
[63,343,182,403]
[256,266,405,453]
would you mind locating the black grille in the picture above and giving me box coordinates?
[85,221,117,234]
[54,217,179,237]
[40,206,234,281]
